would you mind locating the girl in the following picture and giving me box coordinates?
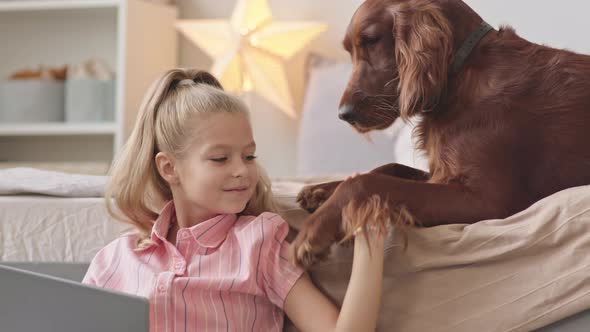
[83,68,388,332]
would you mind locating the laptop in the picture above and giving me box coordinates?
[0,264,149,332]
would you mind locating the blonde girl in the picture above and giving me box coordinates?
[83,68,387,332]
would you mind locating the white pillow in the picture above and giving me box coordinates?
[0,167,106,197]
[297,60,428,176]
[387,118,429,171]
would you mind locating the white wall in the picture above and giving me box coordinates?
[464,0,590,54]
[177,0,590,177]
[177,0,362,177]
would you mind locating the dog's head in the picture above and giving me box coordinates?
[339,0,455,132]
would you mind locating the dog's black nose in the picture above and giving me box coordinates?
[338,104,356,123]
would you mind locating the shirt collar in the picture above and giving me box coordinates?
[150,201,237,248]
[150,201,176,245]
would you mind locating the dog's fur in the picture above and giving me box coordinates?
[291,0,590,268]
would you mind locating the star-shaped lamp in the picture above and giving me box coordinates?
[176,0,327,118]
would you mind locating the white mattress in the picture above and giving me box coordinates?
[0,196,129,262]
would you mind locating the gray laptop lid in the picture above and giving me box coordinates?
[0,264,149,332]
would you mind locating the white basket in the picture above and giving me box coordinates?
[0,80,65,123]
[65,79,115,122]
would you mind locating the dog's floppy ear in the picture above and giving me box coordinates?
[392,0,453,118]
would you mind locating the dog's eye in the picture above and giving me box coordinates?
[362,35,381,47]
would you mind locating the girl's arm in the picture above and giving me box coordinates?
[284,230,386,332]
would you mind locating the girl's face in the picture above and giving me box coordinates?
[173,111,258,219]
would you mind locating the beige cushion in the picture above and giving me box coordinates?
[278,183,590,332]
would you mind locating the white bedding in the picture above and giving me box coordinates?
[0,168,106,197]
[0,196,128,262]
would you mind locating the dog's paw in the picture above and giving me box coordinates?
[291,225,333,269]
[296,185,327,213]
[291,209,343,269]
[296,182,340,213]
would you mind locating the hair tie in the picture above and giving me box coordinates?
[193,71,224,90]
[177,79,195,87]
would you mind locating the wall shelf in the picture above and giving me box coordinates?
[0,123,117,136]
[0,0,177,173]
[0,0,120,12]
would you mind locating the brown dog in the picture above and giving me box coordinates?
[291,0,590,268]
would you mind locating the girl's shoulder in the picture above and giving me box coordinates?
[91,232,145,260]
[233,212,290,241]
[235,211,286,228]
[110,231,144,247]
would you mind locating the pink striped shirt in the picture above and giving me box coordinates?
[83,201,304,332]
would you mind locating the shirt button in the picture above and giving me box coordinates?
[174,262,184,270]
[157,284,166,293]
[181,231,190,239]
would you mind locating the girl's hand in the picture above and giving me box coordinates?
[285,189,388,332]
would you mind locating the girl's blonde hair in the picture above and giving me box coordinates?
[106,68,278,248]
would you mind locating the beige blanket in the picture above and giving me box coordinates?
[280,184,590,332]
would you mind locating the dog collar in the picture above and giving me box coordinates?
[450,21,494,74]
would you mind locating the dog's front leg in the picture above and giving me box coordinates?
[292,172,509,268]
[297,163,430,214]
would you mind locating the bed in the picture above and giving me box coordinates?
[3,60,590,331]
[2,169,590,332]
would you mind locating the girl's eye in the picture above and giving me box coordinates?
[245,155,257,161]
[210,157,228,163]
